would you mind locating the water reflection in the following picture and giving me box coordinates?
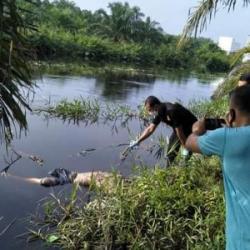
[33,70,219,107]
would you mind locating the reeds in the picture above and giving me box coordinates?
[36,98,147,127]
[46,98,100,123]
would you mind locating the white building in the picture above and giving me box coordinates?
[242,53,250,63]
[242,36,250,63]
[218,36,240,54]
[245,35,250,46]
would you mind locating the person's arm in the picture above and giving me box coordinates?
[167,104,191,146]
[185,134,201,153]
[129,112,160,148]
[137,123,157,144]
[175,126,186,146]
[186,121,226,157]
[185,120,207,153]
[192,120,207,135]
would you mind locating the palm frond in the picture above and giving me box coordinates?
[0,0,36,143]
[179,0,220,46]
[179,0,250,46]
[231,45,250,66]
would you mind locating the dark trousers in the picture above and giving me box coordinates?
[166,132,192,166]
[167,132,181,165]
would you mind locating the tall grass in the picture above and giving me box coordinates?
[189,97,228,118]
[28,157,225,249]
[36,98,147,126]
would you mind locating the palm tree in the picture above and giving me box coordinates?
[180,0,250,43]
[91,2,145,42]
[179,0,250,91]
[136,17,164,44]
[0,0,35,143]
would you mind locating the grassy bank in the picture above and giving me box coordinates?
[33,61,159,79]
[29,157,225,249]
[28,90,229,249]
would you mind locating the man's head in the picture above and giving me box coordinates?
[238,73,250,87]
[144,96,161,114]
[228,85,250,127]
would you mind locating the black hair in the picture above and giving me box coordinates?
[229,85,250,114]
[239,73,250,85]
[145,96,161,107]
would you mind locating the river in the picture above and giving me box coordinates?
[0,70,222,250]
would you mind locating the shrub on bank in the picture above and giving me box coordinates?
[28,29,230,73]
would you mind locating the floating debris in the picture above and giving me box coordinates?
[76,143,129,158]
[120,146,132,161]
[0,148,44,174]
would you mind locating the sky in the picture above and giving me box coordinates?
[72,0,250,47]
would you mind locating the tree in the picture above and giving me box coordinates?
[180,0,250,72]
[90,2,144,42]
[180,0,250,42]
[0,0,35,143]
[135,17,164,44]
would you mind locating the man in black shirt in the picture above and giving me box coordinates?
[130,96,197,165]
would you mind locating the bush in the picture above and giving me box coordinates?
[205,54,230,72]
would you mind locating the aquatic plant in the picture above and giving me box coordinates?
[44,98,100,124]
[36,98,148,128]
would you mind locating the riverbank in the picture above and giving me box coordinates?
[27,79,229,248]
[33,61,225,83]
[28,157,225,249]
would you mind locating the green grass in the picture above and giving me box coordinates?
[190,97,228,118]
[28,157,225,249]
[46,98,100,123]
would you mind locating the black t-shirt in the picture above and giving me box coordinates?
[152,102,197,137]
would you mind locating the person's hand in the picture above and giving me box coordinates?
[181,147,189,157]
[129,139,139,150]
[192,119,206,135]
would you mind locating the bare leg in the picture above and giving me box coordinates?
[2,174,60,187]
[2,174,42,185]
[73,171,114,187]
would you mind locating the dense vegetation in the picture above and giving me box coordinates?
[19,0,230,73]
